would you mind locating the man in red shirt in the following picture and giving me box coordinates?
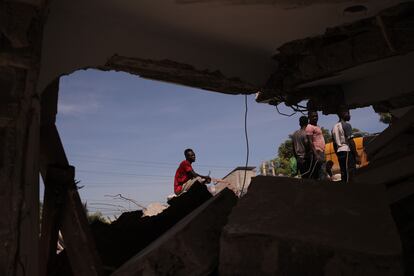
[174,149,211,195]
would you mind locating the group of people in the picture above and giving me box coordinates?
[173,108,360,196]
[291,108,360,182]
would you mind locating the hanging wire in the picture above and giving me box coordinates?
[273,93,309,116]
[240,94,250,197]
[275,104,297,117]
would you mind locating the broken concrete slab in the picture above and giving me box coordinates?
[104,55,256,95]
[354,149,414,188]
[258,2,414,113]
[390,190,414,276]
[93,183,213,270]
[112,188,236,276]
[219,176,403,276]
[365,107,414,159]
[52,182,213,275]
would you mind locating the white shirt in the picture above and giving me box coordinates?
[332,122,350,152]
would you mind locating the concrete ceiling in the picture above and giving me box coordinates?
[38,0,405,95]
[298,52,414,107]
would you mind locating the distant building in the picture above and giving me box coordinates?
[210,167,256,197]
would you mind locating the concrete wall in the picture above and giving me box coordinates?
[0,2,45,275]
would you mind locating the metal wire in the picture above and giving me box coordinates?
[240,94,250,197]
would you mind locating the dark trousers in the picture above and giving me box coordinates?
[308,152,326,180]
[337,151,356,182]
[297,157,312,178]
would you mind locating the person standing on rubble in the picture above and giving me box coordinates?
[332,108,360,182]
[292,116,312,178]
[174,148,211,195]
[306,111,326,180]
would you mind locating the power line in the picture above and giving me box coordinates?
[88,207,127,212]
[81,184,169,188]
[69,158,177,169]
[76,169,232,179]
[76,169,172,178]
[68,153,235,169]
[70,158,230,171]
[80,180,169,184]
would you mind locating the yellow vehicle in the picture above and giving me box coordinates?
[324,135,374,174]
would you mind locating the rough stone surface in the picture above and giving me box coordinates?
[0,2,38,48]
[391,190,414,276]
[373,91,414,113]
[113,188,237,276]
[259,2,414,112]
[0,1,44,274]
[103,55,256,95]
[52,182,215,275]
[219,176,403,276]
[177,0,352,5]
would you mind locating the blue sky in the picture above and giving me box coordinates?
[50,69,387,218]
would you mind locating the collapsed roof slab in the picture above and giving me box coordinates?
[37,0,402,95]
[219,176,403,275]
[112,188,237,276]
[101,55,256,94]
[258,2,414,113]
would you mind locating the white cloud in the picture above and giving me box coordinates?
[58,101,101,116]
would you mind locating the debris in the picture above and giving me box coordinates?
[53,182,213,274]
[219,176,403,275]
[113,188,237,276]
[142,202,168,217]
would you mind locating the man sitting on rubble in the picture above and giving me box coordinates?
[174,148,211,195]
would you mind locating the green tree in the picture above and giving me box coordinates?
[277,137,293,160]
[272,137,294,176]
[83,202,109,224]
[379,112,392,125]
[274,157,292,176]
[87,211,108,224]
[321,127,332,143]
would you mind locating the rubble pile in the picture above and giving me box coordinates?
[113,187,237,275]
[94,183,213,269]
[53,183,214,275]
[220,176,404,276]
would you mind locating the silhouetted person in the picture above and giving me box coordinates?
[332,108,360,182]
[306,111,326,180]
[174,148,211,195]
[292,116,312,178]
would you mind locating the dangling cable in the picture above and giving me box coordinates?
[298,154,314,178]
[240,94,250,196]
[308,156,319,179]
[275,104,296,117]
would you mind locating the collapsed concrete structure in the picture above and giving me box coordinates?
[1,0,414,275]
[220,176,403,275]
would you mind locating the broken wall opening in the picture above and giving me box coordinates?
[49,68,391,217]
[46,68,255,219]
